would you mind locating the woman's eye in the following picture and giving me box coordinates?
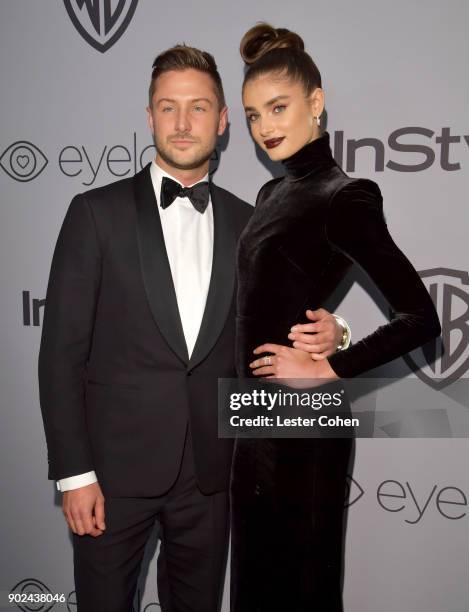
[247,114,259,123]
[273,105,286,114]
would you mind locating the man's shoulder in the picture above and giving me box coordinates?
[69,165,151,226]
[210,182,252,220]
[78,169,140,205]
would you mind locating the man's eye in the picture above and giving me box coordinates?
[161,106,174,112]
[273,105,286,114]
[194,106,206,112]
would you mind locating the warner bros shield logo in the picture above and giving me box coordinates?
[404,268,469,389]
[63,0,139,53]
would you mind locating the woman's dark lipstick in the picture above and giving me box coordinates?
[264,137,284,149]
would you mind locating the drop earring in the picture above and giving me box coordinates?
[316,115,321,127]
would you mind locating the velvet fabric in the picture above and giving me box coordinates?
[235,131,441,379]
[230,132,441,611]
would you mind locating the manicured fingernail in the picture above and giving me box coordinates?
[291,326,298,332]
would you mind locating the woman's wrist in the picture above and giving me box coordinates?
[309,358,339,380]
[333,314,351,351]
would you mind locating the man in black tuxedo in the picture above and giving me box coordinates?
[38,45,347,612]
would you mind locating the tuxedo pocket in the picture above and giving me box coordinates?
[85,383,141,455]
[87,378,139,390]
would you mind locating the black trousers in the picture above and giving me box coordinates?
[73,429,229,612]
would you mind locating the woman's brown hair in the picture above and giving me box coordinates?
[240,23,322,96]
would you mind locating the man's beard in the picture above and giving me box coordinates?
[154,134,215,171]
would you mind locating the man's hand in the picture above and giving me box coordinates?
[288,309,343,359]
[62,482,106,537]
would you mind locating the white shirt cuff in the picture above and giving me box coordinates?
[56,471,98,492]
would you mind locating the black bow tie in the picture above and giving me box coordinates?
[160,176,210,213]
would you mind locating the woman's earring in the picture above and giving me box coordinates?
[316,115,321,127]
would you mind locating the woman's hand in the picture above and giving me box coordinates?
[288,308,343,359]
[250,343,339,380]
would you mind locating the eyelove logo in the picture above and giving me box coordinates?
[0,141,48,182]
[404,268,469,389]
[345,476,365,508]
[63,0,139,53]
[1,134,221,185]
[346,478,468,523]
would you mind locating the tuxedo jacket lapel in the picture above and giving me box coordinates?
[134,164,189,365]
[189,182,237,370]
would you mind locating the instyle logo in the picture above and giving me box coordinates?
[0,141,48,182]
[404,268,469,389]
[333,127,469,172]
[63,0,139,53]
[22,291,45,327]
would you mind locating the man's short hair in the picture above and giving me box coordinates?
[149,44,226,108]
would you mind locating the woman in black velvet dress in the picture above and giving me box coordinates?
[230,24,441,612]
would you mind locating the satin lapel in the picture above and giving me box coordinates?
[189,182,237,369]
[134,164,189,365]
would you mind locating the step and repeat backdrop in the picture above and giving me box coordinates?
[1,1,468,611]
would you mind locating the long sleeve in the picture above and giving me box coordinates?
[326,179,441,378]
[38,194,102,480]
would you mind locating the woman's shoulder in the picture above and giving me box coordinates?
[325,175,387,246]
[330,175,382,205]
[255,176,284,205]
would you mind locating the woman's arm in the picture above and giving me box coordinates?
[325,179,441,378]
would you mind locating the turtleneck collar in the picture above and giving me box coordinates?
[282,131,335,181]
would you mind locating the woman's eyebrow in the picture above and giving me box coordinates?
[244,95,291,112]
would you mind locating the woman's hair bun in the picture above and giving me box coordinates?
[240,23,305,65]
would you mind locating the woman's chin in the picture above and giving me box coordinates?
[265,147,287,162]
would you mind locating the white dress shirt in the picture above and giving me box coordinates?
[57,160,214,492]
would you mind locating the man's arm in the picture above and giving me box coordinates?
[38,194,106,537]
[38,193,101,480]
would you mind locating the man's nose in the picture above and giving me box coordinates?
[175,110,191,134]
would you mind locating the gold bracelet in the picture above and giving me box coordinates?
[333,314,351,351]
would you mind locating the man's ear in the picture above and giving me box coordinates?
[146,105,154,131]
[218,105,228,136]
